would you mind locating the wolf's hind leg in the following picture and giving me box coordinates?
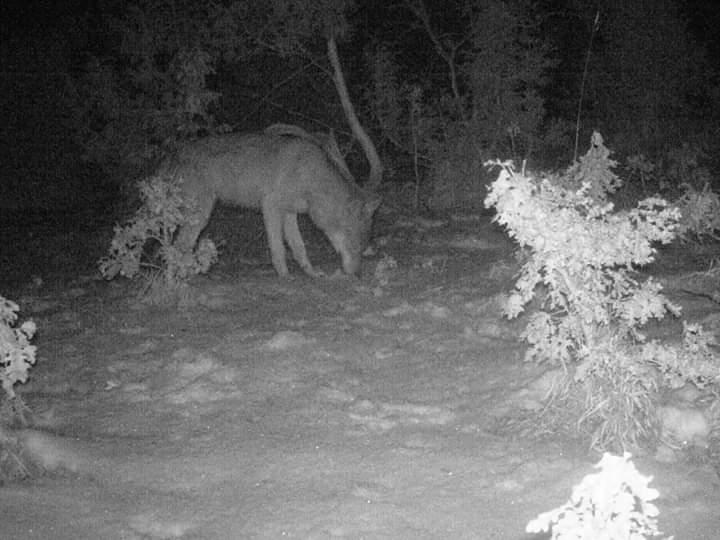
[282,213,321,277]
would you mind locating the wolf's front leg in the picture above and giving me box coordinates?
[283,213,324,277]
[262,203,290,277]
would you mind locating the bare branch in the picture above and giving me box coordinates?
[403,0,465,117]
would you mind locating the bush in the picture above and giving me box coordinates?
[0,296,37,481]
[527,452,672,540]
[625,143,720,242]
[485,134,680,366]
[0,297,36,401]
[99,175,218,305]
[485,133,720,451]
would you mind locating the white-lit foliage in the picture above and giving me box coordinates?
[527,452,671,540]
[626,143,719,242]
[485,133,720,451]
[0,297,37,400]
[641,322,720,390]
[99,175,218,300]
[485,134,679,370]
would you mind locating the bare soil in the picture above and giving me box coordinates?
[1,208,719,539]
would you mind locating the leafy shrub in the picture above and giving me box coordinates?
[641,322,720,391]
[0,297,38,481]
[485,136,680,366]
[485,132,720,451]
[99,175,218,305]
[557,132,622,204]
[0,297,37,401]
[625,143,719,242]
[527,452,672,540]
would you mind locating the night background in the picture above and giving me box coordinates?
[3,2,720,538]
[1,0,719,285]
[2,1,719,210]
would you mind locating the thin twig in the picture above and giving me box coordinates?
[574,10,600,162]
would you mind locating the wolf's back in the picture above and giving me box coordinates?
[168,133,348,209]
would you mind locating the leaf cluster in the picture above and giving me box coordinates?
[527,452,671,540]
[0,298,37,400]
[99,175,218,301]
[485,133,720,451]
[641,322,720,391]
[485,133,680,367]
[623,144,719,242]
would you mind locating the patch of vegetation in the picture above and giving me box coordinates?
[0,296,37,481]
[527,452,672,540]
[625,143,720,242]
[99,175,218,306]
[485,133,720,452]
[0,297,36,403]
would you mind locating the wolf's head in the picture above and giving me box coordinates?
[328,194,381,275]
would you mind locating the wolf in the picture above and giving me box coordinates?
[165,126,380,277]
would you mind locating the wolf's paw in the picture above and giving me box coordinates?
[301,266,326,278]
[329,269,355,280]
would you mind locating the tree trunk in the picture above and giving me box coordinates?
[326,35,383,191]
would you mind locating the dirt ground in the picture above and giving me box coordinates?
[1,207,720,539]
